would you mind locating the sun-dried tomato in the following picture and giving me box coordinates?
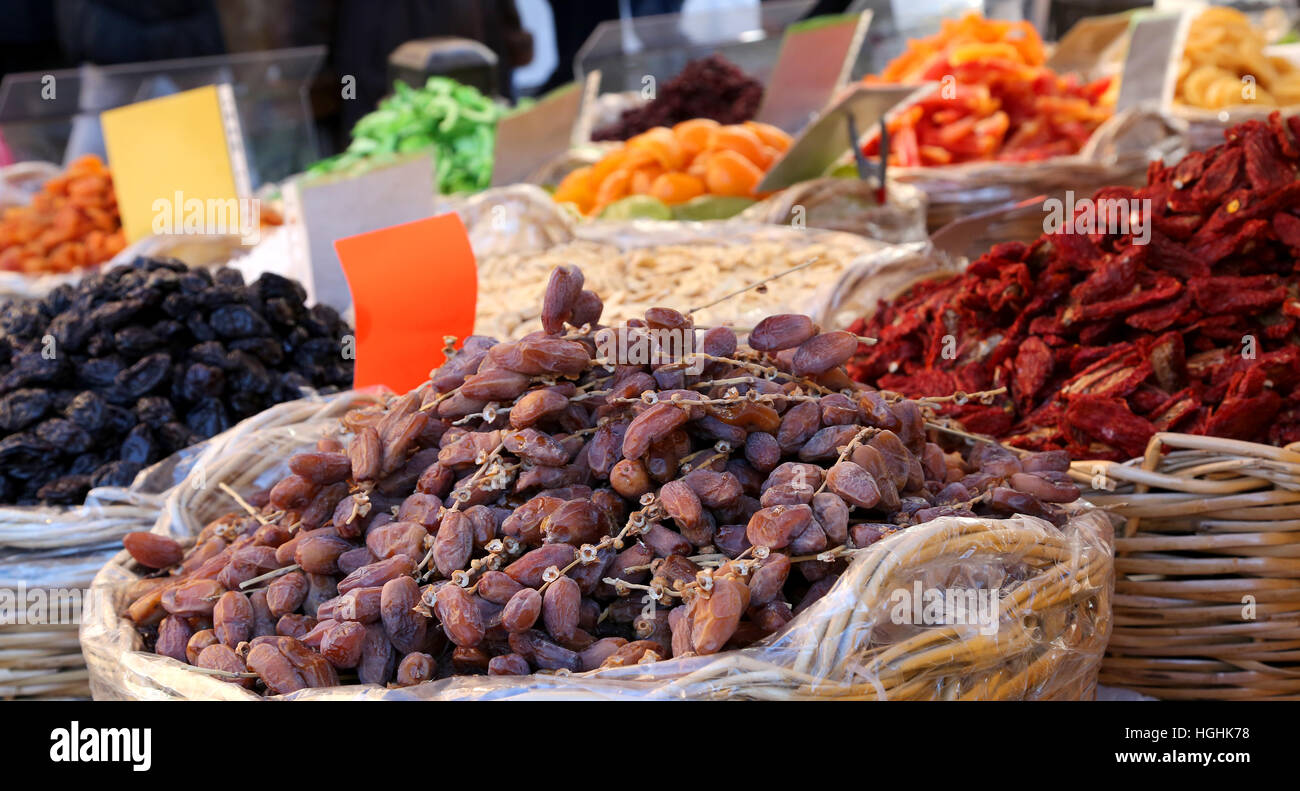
[849,111,1300,455]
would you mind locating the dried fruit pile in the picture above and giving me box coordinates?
[849,113,1300,459]
[555,119,791,217]
[860,14,1114,166]
[592,55,763,142]
[0,257,353,505]
[0,155,126,275]
[1177,7,1300,110]
[120,264,1080,694]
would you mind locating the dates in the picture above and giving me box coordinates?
[748,314,815,352]
[434,584,485,647]
[541,577,581,642]
[122,262,1082,694]
[123,532,183,568]
[213,591,254,647]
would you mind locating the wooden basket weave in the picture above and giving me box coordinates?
[1072,433,1300,700]
[83,481,1113,701]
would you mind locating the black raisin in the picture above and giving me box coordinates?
[134,396,176,428]
[119,423,157,465]
[180,363,226,402]
[209,304,270,339]
[115,353,170,398]
[91,460,142,488]
[34,418,94,454]
[185,397,230,437]
[36,474,91,504]
[113,326,162,356]
[0,389,51,431]
[64,391,108,432]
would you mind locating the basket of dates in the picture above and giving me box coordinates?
[83,265,1112,700]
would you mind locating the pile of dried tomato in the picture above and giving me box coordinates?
[848,113,1300,460]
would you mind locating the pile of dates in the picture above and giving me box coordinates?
[0,257,353,505]
[121,264,1081,694]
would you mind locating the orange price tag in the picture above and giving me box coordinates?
[334,213,477,393]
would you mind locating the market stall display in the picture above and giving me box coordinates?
[591,55,764,142]
[0,257,353,505]
[84,264,1111,700]
[554,119,792,218]
[305,77,505,195]
[847,113,1300,460]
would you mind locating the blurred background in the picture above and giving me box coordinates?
[1,0,1295,178]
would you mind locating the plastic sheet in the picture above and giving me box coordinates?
[81,387,1114,700]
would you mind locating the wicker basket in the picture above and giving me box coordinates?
[1072,433,1300,700]
[0,394,375,700]
[80,389,1114,700]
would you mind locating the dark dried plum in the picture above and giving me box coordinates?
[88,301,142,330]
[0,434,56,478]
[80,357,126,388]
[0,389,51,431]
[113,326,162,356]
[151,320,184,342]
[91,460,142,488]
[157,422,197,453]
[36,475,91,505]
[188,341,228,369]
[69,451,109,475]
[178,269,212,293]
[135,397,176,428]
[213,267,244,287]
[84,331,114,357]
[229,337,284,366]
[186,398,231,437]
[0,257,353,504]
[119,423,157,465]
[227,389,267,418]
[209,305,270,338]
[253,272,306,303]
[0,302,42,337]
[64,391,108,432]
[49,313,94,350]
[161,292,196,318]
[294,337,339,369]
[7,351,67,386]
[263,298,296,326]
[102,405,136,437]
[181,363,226,402]
[227,351,271,395]
[35,418,94,454]
[115,353,171,398]
[186,314,216,342]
